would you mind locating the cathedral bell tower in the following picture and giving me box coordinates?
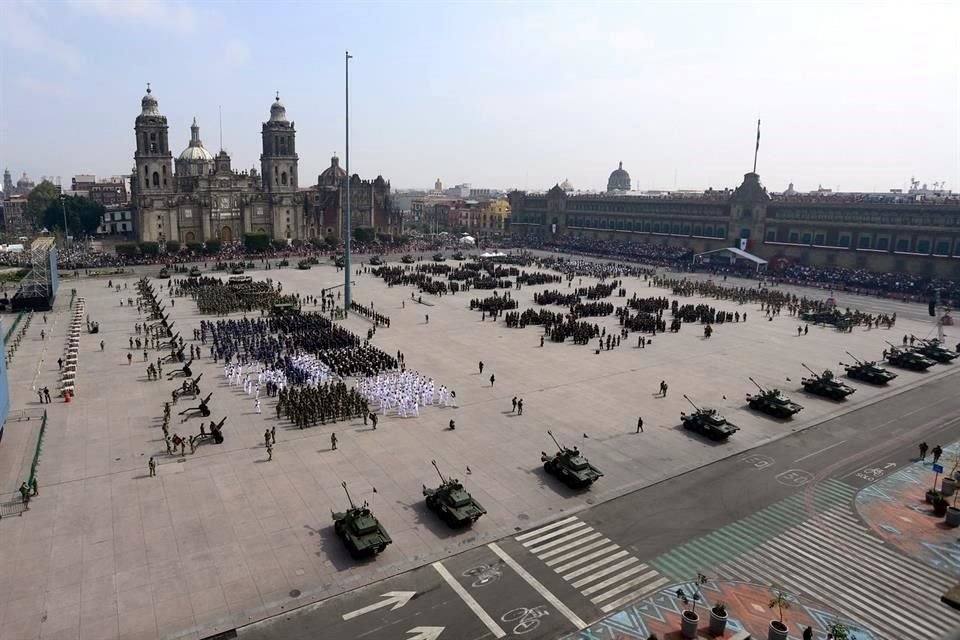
[133,84,173,195]
[260,93,298,192]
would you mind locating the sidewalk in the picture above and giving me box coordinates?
[856,440,960,577]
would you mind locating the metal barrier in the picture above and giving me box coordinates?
[28,409,48,487]
[4,311,25,342]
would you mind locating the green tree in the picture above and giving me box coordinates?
[324,235,339,248]
[42,195,104,236]
[165,240,181,254]
[26,180,61,226]
[115,243,139,257]
[291,238,304,249]
[272,239,288,251]
[353,226,375,243]
[243,233,270,252]
[139,241,160,257]
[185,242,204,254]
[204,239,221,254]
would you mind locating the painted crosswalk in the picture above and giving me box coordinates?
[516,515,670,613]
[649,478,960,640]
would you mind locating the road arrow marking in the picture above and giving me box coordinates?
[406,627,444,640]
[342,591,416,621]
[885,462,897,469]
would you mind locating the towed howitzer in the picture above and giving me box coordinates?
[179,393,212,418]
[208,416,226,444]
[332,481,391,558]
[171,373,203,402]
[680,394,739,440]
[541,430,603,488]
[799,362,855,400]
[746,376,803,418]
[422,460,486,527]
[167,358,193,379]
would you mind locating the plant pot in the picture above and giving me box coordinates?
[943,477,957,497]
[768,620,789,640]
[935,500,949,517]
[681,610,700,639]
[927,489,941,504]
[709,609,728,634]
[946,506,960,527]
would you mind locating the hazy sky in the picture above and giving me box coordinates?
[1,1,957,194]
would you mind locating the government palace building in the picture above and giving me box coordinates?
[509,163,960,277]
[131,85,396,244]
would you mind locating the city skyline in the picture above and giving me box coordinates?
[1,1,957,194]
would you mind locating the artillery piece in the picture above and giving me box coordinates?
[540,430,603,488]
[332,481,392,558]
[912,338,958,363]
[161,346,186,364]
[201,416,226,445]
[179,393,212,420]
[167,358,193,380]
[680,395,739,441]
[840,352,897,384]
[800,363,856,400]
[159,331,181,350]
[422,460,486,527]
[884,341,935,371]
[746,377,803,418]
[171,374,203,403]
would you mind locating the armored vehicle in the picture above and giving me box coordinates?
[912,339,959,363]
[401,254,415,264]
[422,460,486,527]
[230,265,244,275]
[452,251,465,261]
[331,481,391,558]
[841,352,897,384]
[746,377,803,418]
[541,430,603,488]
[800,363,856,400]
[158,267,171,279]
[884,342,935,371]
[189,266,202,278]
[433,253,446,262]
[334,255,345,268]
[681,395,739,441]
[297,260,312,270]
[368,255,384,266]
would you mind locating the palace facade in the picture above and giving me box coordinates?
[509,165,960,277]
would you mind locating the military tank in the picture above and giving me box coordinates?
[368,255,384,266]
[541,430,603,488]
[401,254,415,264]
[681,395,739,441]
[297,259,312,270]
[912,339,959,363]
[331,481,392,558]
[432,253,446,262]
[452,251,466,261]
[230,265,245,275]
[158,267,171,279]
[841,352,898,384]
[884,342,935,371]
[746,377,804,418]
[422,460,486,527]
[800,363,856,400]
[188,266,202,278]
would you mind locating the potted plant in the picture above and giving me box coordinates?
[709,601,728,635]
[827,620,858,639]
[675,573,707,639]
[934,494,949,517]
[926,488,941,504]
[768,590,790,640]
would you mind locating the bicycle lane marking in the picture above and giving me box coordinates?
[432,562,506,638]
[439,544,580,637]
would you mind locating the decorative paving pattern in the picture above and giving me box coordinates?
[856,441,960,577]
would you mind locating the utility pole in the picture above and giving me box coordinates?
[59,194,69,248]
[343,51,353,311]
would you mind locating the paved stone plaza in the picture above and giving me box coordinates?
[0,257,953,640]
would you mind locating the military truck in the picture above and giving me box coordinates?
[912,339,959,363]
[331,481,391,558]
[841,352,898,384]
[884,342,935,371]
[746,377,803,418]
[681,395,739,441]
[401,254,415,264]
[800,363,856,400]
[422,460,486,527]
[541,430,603,488]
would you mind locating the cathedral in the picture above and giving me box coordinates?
[131,85,397,244]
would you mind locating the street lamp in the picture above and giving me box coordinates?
[343,50,353,311]
[59,194,69,248]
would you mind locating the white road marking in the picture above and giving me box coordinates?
[515,515,578,542]
[432,562,506,638]
[488,542,587,630]
[522,521,589,548]
[793,439,847,463]
[599,576,671,613]
[547,540,617,569]
[560,549,629,580]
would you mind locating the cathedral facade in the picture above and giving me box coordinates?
[131,86,305,244]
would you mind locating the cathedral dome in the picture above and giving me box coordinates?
[269,92,288,123]
[178,118,214,161]
[560,178,574,192]
[318,155,347,185]
[607,161,630,192]
[141,84,160,117]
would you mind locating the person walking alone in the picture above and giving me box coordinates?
[489,374,495,387]
[148,457,157,477]
[919,442,929,461]
[331,432,338,451]
[636,417,644,433]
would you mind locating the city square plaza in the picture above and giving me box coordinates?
[0,254,954,640]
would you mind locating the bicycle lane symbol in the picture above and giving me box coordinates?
[500,605,550,635]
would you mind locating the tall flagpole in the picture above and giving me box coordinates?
[344,51,353,311]
[752,118,761,174]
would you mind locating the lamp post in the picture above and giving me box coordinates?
[59,194,69,248]
[343,50,353,311]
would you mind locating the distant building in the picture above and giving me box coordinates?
[72,175,97,191]
[97,205,134,236]
[607,161,631,192]
[3,169,35,197]
[434,178,443,192]
[305,155,398,239]
[71,175,129,206]
[1,196,29,234]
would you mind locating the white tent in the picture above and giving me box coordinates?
[480,251,505,258]
[459,235,476,245]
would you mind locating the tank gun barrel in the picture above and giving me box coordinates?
[748,376,766,392]
[340,481,356,509]
[885,341,898,349]
[547,429,563,451]
[431,459,445,484]
[801,363,817,376]
[682,394,700,412]
[844,351,863,364]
